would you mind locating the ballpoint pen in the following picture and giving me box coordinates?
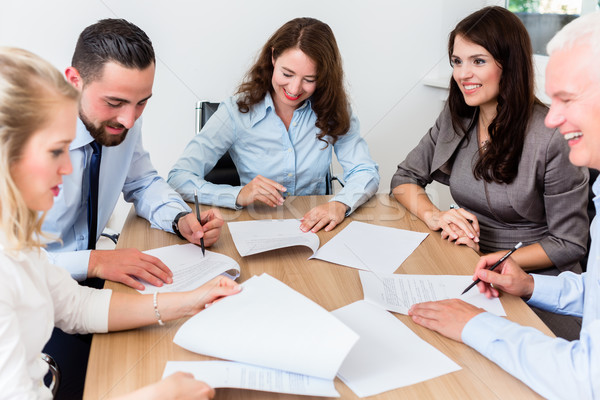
[194,190,205,257]
[461,242,523,295]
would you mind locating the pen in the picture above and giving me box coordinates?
[194,190,205,257]
[461,241,523,295]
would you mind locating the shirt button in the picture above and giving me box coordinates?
[79,235,85,240]
[288,148,292,152]
[293,122,298,127]
[288,173,293,177]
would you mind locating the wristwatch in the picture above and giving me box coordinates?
[172,211,191,240]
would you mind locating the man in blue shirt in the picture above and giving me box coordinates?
[42,19,223,290]
[409,12,600,399]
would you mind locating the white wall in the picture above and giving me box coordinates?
[0,0,500,231]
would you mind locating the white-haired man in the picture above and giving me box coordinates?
[409,12,600,399]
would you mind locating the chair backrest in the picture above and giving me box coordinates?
[196,101,241,187]
[41,353,60,397]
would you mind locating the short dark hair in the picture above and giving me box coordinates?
[71,18,155,83]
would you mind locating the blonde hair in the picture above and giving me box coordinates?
[0,47,79,251]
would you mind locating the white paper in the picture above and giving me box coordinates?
[228,219,319,256]
[137,244,240,294]
[312,221,428,274]
[173,273,358,380]
[163,361,339,397]
[333,300,461,397]
[359,271,506,316]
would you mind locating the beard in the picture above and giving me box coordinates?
[80,111,129,147]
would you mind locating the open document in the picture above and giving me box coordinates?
[173,273,359,396]
[333,300,461,397]
[312,221,428,274]
[359,271,506,316]
[136,244,240,294]
[228,219,319,256]
[163,360,339,397]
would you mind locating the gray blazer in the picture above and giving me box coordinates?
[391,104,589,271]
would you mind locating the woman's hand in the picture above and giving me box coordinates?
[184,276,242,316]
[116,372,215,400]
[441,223,480,252]
[300,201,347,232]
[236,175,286,207]
[424,207,480,243]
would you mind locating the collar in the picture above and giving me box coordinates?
[70,118,95,151]
[247,92,312,128]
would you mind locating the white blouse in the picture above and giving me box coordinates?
[0,241,112,399]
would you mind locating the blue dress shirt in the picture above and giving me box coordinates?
[461,177,600,399]
[168,93,379,213]
[42,118,190,280]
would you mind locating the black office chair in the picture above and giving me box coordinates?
[196,101,241,186]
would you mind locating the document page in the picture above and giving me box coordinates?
[137,244,240,294]
[360,271,506,316]
[174,273,359,380]
[163,361,339,397]
[311,221,428,274]
[333,300,461,397]
[228,219,319,256]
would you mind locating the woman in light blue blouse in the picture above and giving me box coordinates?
[168,17,379,233]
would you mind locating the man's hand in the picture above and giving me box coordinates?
[300,201,347,233]
[236,175,286,207]
[408,299,484,342]
[88,248,173,290]
[177,209,224,247]
[473,254,535,299]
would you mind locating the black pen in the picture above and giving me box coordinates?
[194,190,205,257]
[461,242,523,295]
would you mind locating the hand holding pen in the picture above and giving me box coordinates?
[194,190,206,257]
[462,242,523,295]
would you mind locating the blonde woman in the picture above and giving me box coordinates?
[0,47,239,399]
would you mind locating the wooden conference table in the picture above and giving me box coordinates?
[84,194,552,400]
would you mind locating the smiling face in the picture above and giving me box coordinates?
[545,43,600,169]
[451,35,503,116]
[66,61,154,146]
[10,100,77,211]
[271,48,317,114]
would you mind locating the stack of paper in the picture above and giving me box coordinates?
[171,273,359,396]
[137,244,240,294]
[359,271,506,316]
[311,221,428,274]
[228,219,319,256]
[333,301,461,397]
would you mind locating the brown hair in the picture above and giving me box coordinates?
[0,47,79,250]
[448,6,542,184]
[236,17,350,145]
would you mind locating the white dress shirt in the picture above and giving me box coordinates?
[0,238,111,399]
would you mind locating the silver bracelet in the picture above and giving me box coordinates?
[153,292,165,326]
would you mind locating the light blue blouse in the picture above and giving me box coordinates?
[168,92,379,213]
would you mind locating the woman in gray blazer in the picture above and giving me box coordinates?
[391,6,588,275]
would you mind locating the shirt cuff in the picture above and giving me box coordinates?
[527,274,561,311]
[462,312,513,351]
[46,249,92,281]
